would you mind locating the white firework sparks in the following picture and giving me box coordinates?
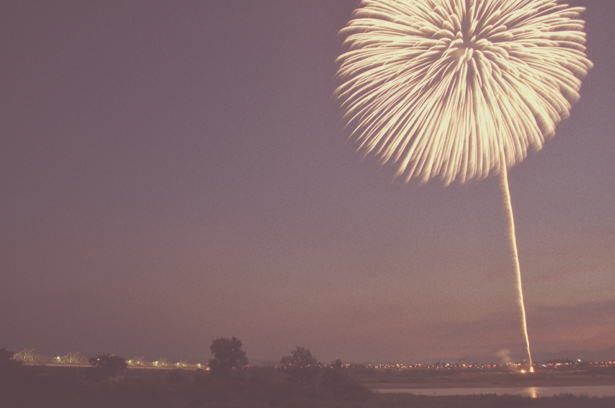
[335,0,592,372]
[335,0,592,185]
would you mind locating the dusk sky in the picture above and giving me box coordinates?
[2,0,614,365]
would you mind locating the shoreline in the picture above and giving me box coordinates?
[363,379,615,389]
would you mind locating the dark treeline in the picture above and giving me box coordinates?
[2,344,615,408]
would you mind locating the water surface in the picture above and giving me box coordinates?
[375,385,615,398]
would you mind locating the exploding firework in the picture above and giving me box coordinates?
[335,0,592,369]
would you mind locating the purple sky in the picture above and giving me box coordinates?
[2,0,614,364]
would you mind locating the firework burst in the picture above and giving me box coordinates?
[335,0,592,185]
[335,0,592,371]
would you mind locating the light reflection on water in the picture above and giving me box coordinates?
[375,385,615,398]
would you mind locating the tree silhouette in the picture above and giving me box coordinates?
[209,337,248,378]
[86,354,127,380]
[279,347,320,385]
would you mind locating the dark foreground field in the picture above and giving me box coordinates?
[2,364,615,408]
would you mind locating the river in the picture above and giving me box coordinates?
[374,385,615,398]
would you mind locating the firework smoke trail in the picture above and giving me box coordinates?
[336,0,592,368]
[499,151,533,372]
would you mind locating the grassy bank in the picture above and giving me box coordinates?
[2,364,615,408]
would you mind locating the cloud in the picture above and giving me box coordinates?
[531,299,615,327]
[525,300,615,351]
[528,266,580,284]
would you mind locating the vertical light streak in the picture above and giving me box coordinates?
[499,151,533,373]
[336,0,591,368]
